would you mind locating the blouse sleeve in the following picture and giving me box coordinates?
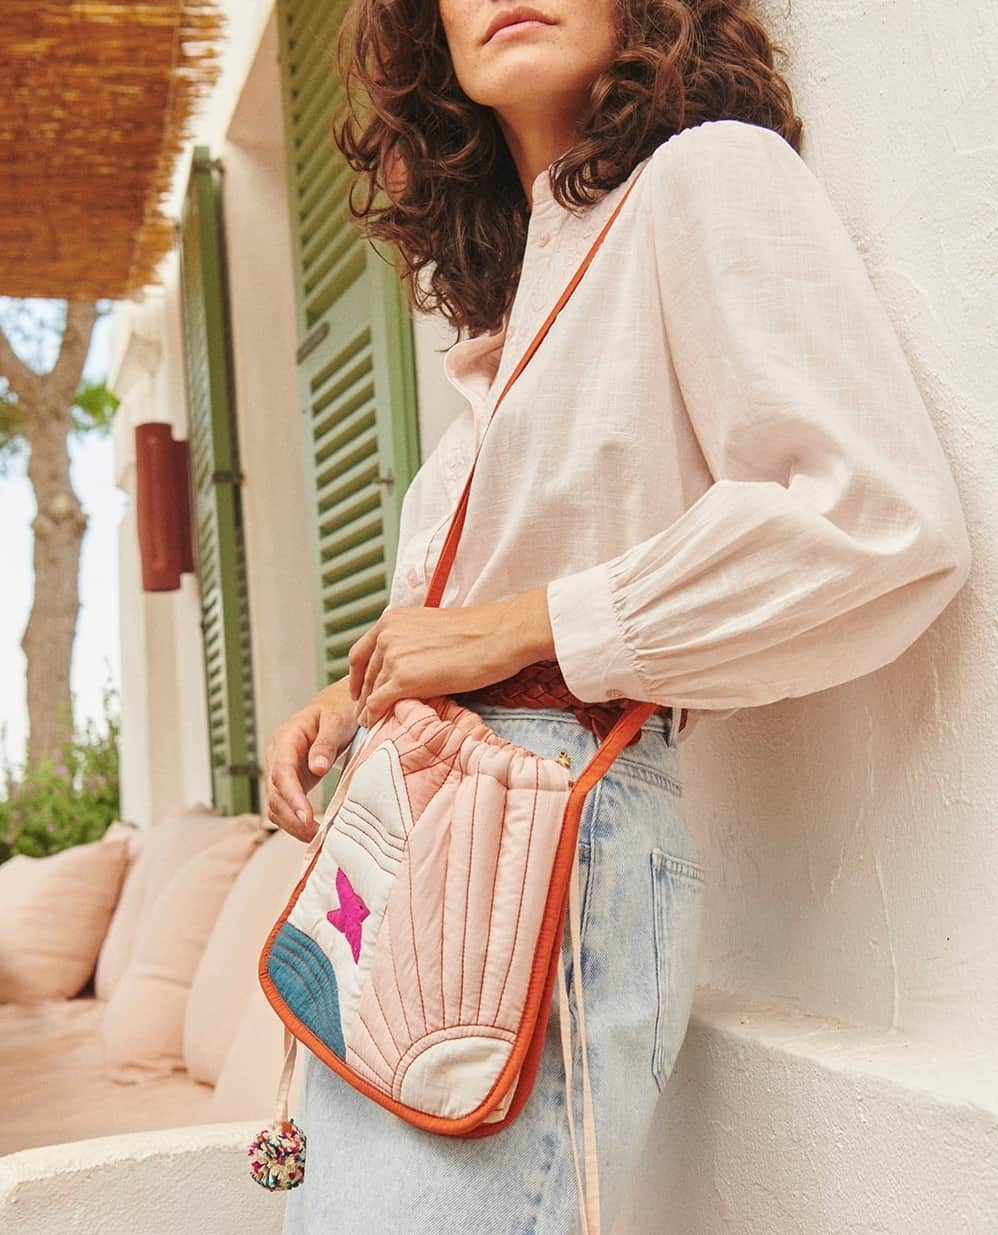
[544,120,972,711]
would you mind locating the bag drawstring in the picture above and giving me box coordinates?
[275,1025,297,1125]
[246,1025,306,1190]
[558,841,601,1234]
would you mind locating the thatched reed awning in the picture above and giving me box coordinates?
[0,2,225,300]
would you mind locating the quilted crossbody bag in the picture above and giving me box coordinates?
[252,162,666,1234]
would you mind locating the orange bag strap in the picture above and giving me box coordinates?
[422,163,659,762]
[423,162,649,611]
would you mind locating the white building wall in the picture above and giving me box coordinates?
[108,289,213,824]
[103,0,996,1231]
[684,0,995,1053]
[620,2,996,1230]
[219,20,322,778]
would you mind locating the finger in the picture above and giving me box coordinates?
[308,710,352,775]
[348,628,377,701]
[273,720,318,796]
[269,759,317,841]
[265,776,314,842]
[359,639,386,717]
[361,679,399,727]
[266,788,315,844]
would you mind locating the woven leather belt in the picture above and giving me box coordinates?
[452,659,686,748]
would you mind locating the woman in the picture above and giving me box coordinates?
[267,1,972,1231]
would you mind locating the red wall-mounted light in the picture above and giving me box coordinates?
[135,422,195,592]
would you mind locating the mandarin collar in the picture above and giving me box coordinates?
[442,323,508,412]
[529,158,562,217]
[443,152,651,413]
[441,158,561,406]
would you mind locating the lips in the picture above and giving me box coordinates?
[484,7,555,44]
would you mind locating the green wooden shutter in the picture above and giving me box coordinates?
[276,0,420,701]
[178,147,260,815]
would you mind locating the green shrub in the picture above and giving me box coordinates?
[0,682,121,864]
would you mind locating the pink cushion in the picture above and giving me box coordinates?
[0,837,130,1003]
[183,827,304,1085]
[0,996,221,1155]
[100,816,267,1081]
[94,803,255,1002]
[210,982,303,1120]
[101,819,147,862]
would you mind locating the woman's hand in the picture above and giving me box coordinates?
[348,585,556,726]
[263,678,359,842]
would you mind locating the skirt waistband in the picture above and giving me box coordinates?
[451,660,680,748]
[466,700,674,731]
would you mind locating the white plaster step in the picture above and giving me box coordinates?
[616,987,998,1235]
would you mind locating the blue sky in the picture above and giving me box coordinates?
[0,310,126,785]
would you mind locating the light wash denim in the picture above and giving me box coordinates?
[282,704,705,1235]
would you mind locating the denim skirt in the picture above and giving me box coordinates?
[281,703,705,1235]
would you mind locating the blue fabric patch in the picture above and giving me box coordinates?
[268,921,345,1058]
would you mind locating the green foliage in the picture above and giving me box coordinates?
[72,379,119,434]
[0,375,28,473]
[0,682,121,864]
[0,297,118,476]
[0,378,118,469]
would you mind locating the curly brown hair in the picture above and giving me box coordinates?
[332,0,803,342]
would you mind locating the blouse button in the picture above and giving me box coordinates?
[406,566,421,588]
[536,230,551,247]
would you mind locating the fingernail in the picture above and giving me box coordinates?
[312,755,329,771]
[295,809,307,824]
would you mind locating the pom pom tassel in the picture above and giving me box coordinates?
[248,1118,306,1190]
[248,1027,306,1191]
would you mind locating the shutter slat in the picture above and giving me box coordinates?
[287,0,329,36]
[288,13,338,93]
[317,494,382,558]
[300,188,351,273]
[294,76,345,161]
[325,602,391,646]
[297,157,339,236]
[320,536,386,586]
[297,106,348,200]
[321,561,387,611]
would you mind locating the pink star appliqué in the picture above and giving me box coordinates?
[326,867,369,963]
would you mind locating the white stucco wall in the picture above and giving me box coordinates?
[0,1123,285,1235]
[216,17,324,782]
[94,0,996,1231]
[682,0,994,1046]
[655,2,997,1228]
[108,286,214,825]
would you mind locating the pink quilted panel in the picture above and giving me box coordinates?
[283,697,573,1120]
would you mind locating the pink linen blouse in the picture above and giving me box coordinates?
[386,119,972,743]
